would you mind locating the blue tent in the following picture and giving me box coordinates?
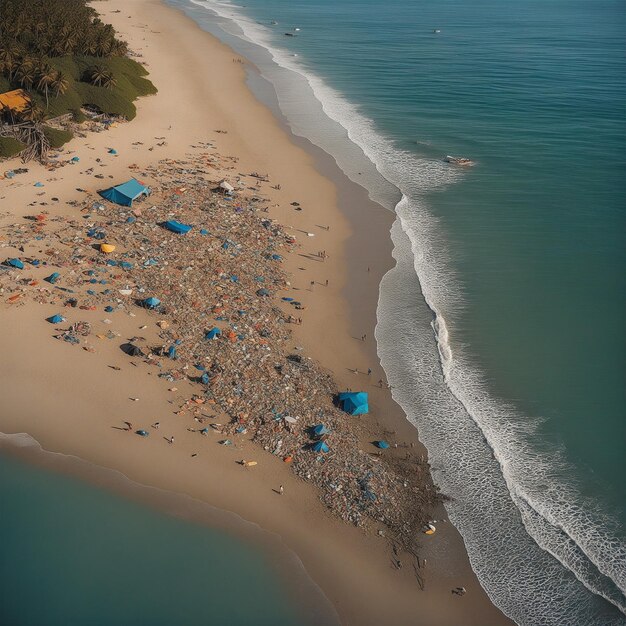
[167,345,177,359]
[5,258,24,269]
[200,372,209,384]
[99,179,150,206]
[312,441,330,453]
[338,391,369,415]
[205,327,221,340]
[44,272,60,284]
[46,314,65,324]
[163,220,193,235]
[312,424,329,436]
[375,440,390,449]
[142,297,161,309]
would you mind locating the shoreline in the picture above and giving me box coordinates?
[0,1,512,624]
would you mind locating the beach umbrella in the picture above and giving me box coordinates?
[311,441,330,454]
[100,243,116,254]
[46,314,65,324]
[375,440,390,450]
[312,424,329,436]
[163,220,193,235]
[5,258,24,269]
[142,296,161,309]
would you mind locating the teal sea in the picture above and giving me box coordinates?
[168,0,625,624]
[0,446,327,626]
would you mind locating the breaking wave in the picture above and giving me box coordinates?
[173,1,626,623]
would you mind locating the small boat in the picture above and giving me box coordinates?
[284,32,295,37]
[444,155,474,166]
[433,29,441,34]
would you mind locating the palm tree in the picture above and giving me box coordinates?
[36,64,56,108]
[101,71,117,90]
[87,65,108,87]
[51,71,69,97]
[16,64,36,90]
[19,100,44,123]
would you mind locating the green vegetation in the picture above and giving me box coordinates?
[0,0,156,126]
[43,126,73,149]
[0,136,25,157]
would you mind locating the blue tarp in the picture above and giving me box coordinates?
[205,327,221,340]
[99,179,150,206]
[163,220,193,235]
[142,297,161,309]
[44,272,60,284]
[46,314,64,323]
[338,391,369,415]
[167,346,177,359]
[375,440,390,449]
[6,258,24,269]
[312,441,330,453]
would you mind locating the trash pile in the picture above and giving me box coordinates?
[0,153,442,550]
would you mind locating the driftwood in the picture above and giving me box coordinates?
[0,121,51,163]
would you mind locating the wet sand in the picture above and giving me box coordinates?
[0,0,512,624]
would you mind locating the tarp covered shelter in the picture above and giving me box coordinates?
[0,89,30,113]
[99,179,150,206]
[163,220,192,234]
[338,391,369,415]
[5,258,24,269]
[205,327,221,340]
[46,314,64,324]
[312,441,330,453]
[312,424,329,436]
[142,297,161,309]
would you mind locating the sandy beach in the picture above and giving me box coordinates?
[0,1,512,624]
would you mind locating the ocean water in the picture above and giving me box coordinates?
[168,1,626,624]
[0,443,333,626]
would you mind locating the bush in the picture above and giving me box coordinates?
[71,109,87,123]
[43,126,73,148]
[0,137,26,158]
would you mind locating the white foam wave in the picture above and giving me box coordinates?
[172,1,626,623]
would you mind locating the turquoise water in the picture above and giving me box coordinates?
[0,451,304,626]
[172,0,626,624]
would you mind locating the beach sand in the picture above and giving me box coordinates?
[0,1,512,624]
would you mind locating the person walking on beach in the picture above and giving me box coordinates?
[279,485,284,495]
[168,436,174,445]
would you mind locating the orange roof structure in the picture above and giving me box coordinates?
[0,89,31,113]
